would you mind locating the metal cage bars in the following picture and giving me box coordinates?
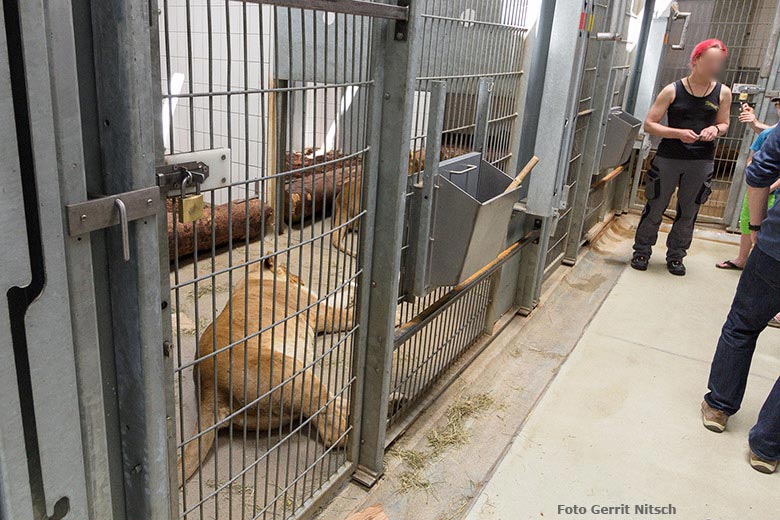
[386,0,531,439]
[159,0,383,518]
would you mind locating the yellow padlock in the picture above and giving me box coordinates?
[178,172,204,223]
[178,193,204,223]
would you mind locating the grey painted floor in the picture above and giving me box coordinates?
[467,223,780,519]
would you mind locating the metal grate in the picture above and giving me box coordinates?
[544,0,609,274]
[634,0,777,222]
[159,2,374,517]
[387,0,530,432]
[582,0,638,235]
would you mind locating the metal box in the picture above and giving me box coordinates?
[599,108,642,171]
[406,152,520,294]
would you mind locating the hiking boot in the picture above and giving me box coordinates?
[667,259,686,276]
[631,253,649,271]
[750,451,779,474]
[701,400,729,433]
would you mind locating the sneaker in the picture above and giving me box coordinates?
[750,451,779,474]
[631,253,649,271]
[701,400,729,433]
[667,259,686,276]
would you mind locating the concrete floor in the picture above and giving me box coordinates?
[467,223,780,519]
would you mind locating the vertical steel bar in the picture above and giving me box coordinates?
[408,80,446,297]
[90,0,172,517]
[472,76,494,154]
[355,0,423,485]
[563,30,619,263]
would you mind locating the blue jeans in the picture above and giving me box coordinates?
[705,246,780,460]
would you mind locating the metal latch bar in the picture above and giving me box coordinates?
[156,161,209,195]
[66,186,159,237]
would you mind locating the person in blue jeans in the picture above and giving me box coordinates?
[702,124,780,474]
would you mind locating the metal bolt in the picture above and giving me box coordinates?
[221,154,226,160]
[371,281,377,287]
[163,341,172,357]
[221,177,227,183]
[384,92,391,100]
[131,464,142,474]
[80,214,87,221]
[395,32,404,40]
[146,198,153,205]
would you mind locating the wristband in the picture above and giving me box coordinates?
[749,223,761,232]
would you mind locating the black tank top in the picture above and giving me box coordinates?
[656,79,722,160]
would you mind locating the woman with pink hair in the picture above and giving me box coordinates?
[632,39,732,275]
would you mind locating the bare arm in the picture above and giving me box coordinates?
[699,86,732,141]
[715,86,731,135]
[739,103,770,134]
[644,84,683,138]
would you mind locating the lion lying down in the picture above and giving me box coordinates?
[178,257,356,483]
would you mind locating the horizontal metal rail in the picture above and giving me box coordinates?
[241,0,408,20]
[420,13,528,31]
[394,229,540,347]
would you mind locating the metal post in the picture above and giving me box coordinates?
[564,0,627,263]
[516,216,547,314]
[516,0,557,173]
[473,77,494,154]
[274,79,290,235]
[517,0,588,309]
[89,0,173,518]
[625,0,656,113]
[405,80,446,297]
[355,0,422,486]
[513,0,558,313]
[43,0,121,516]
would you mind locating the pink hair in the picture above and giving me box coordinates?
[690,39,728,67]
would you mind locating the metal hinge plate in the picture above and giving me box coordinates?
[158,148,231,195]
[66,186,160,236]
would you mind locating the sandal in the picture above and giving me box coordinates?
[715,260,743,270]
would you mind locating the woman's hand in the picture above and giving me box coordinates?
[677,129,700,144]
[699,125,719,142]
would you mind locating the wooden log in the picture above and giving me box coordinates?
[282,165,360,223]
[345,504,389,520]
[167,198,273,261]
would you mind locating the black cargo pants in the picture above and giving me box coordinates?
[633,155,714,261]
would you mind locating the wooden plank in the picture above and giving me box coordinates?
[345,503,389,520]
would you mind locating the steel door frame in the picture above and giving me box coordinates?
[560,0,628,266]
[156,0,413,515]
[724,5,780,231]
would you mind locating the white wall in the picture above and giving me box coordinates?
[159,0,273,203]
